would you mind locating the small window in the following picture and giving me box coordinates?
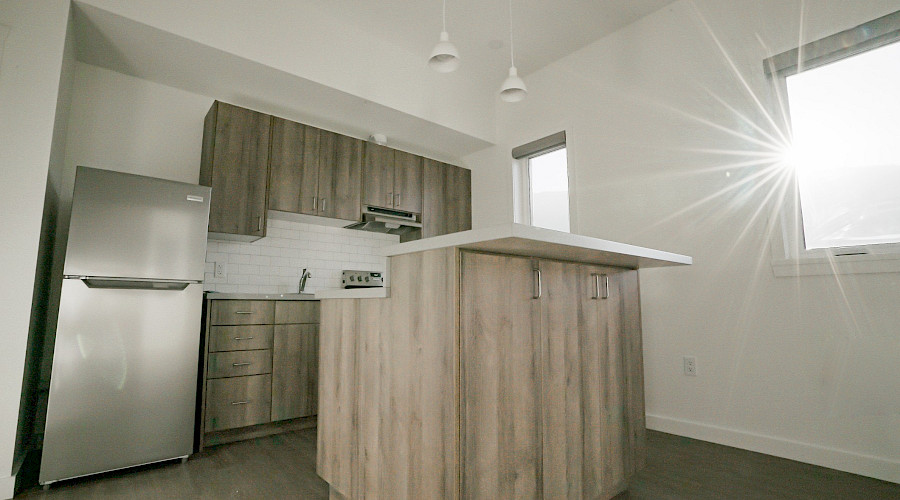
[768,10,900,254]
[513,132,571,233]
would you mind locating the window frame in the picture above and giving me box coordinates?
[512,131,575,233]
[765,9,900,276]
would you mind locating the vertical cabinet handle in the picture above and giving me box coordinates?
[256,216,262,232]
[395,193,401,207]
[590,273,610,300]
[321,198,326,212]
[313,197,318,211]
[532,263,542,299]
[387,192,393,207]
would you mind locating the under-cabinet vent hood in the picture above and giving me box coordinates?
[345,205,422,236]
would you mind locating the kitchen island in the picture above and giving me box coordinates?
[316,224,690,500]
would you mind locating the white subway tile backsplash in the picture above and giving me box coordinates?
[204,218,399,293]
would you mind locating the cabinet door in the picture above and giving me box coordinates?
[460,252,542,499]
[423,160,472,238]
[318,131,363,221]
[362,143,394,209]
[269,118,319,215]
[393,150,423,213]
[203,101,271,237]
[271,324,319,421]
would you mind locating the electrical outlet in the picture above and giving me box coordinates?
[683,356,697,376]
[215,261,226,279]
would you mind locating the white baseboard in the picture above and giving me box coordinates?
[646,414,900,485]
[1,473,14,500]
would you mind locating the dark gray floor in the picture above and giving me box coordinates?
[17,428,899,499]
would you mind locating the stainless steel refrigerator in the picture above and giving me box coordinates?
[40,166,211,486]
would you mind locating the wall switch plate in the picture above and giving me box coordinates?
[683,356,697,376]
[215,261,226,279]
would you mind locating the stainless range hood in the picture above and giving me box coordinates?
[345,205,422,236]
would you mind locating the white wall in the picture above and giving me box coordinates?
[470,0,900,483]
[75,0,495,145]
[0,0,71,496]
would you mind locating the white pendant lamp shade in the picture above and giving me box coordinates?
[500,0,526,102]
[429,31,460,73]
[500,65,527,102]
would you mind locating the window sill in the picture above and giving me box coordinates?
[771,253,900,277]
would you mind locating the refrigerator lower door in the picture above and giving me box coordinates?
[40,279,203,485]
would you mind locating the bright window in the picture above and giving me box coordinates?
[528,147,570,232]
[786,40,900,250]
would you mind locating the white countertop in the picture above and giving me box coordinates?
[315,287,390,299]
[382,223,691,269]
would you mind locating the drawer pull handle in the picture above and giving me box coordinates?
[232,362,252,367]
[233,337,255,340]
[231,401,250,405]
[234,311,253,315]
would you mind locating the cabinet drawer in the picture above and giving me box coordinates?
[208,350,272,379]
[208,325,274,352]
[275,301,320,324]
[205,374,272,431]
[210,300,274,325]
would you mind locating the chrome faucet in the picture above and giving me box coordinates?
[299,268,312,292]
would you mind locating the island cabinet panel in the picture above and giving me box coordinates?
[318,249,644,500]
[423,159,472,238]
[459,252,542,500]
[200,101,270,240]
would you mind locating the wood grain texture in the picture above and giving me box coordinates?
[202,101,270,238]
[207,349,273,379]
[321,133,363,221]
[392,149,423,213]
[460,251,542,500]
[362,143,394,209]
[272,324,319,421]
[209,300,275,325]
[269,118,318,214]
[619,270,646,478]
[205,374,272,431]
[208,325,274,352]
[423,159,472,238]
[275,300,320,324]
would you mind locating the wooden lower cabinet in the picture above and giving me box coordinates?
[318,249,645,499]
[200,299,320,448]
[272,324,319,421]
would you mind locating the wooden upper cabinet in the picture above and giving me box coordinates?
[200,101,271,240]
[393,150,423,213]
[423,159,472,238]
[318,131,363,221]
[362,143,395,209]
[269,119,320,215]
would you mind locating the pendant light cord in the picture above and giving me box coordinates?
[442,0,447,32]
[508,0,515,66]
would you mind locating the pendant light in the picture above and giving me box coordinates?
[499,0,527,102]
[429,0,460,72]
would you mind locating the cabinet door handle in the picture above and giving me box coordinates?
[231,401,250,405]
[598,274,609,299]
[591,273,600,299]
[256,216,262,232]
[532,266,542,299]
[395,193,400,207]
[321,198,326,212]
[232,362,252,367]
[387,192,393,207]
[234,311,253,315]
[313,197,318,211]
[233,336,254,340]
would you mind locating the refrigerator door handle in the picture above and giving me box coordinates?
[77,278,193,291]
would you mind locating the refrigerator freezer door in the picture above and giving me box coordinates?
[40,280,203,484]
[63,167,211,281]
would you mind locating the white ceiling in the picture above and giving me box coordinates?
[313,0,678,77]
